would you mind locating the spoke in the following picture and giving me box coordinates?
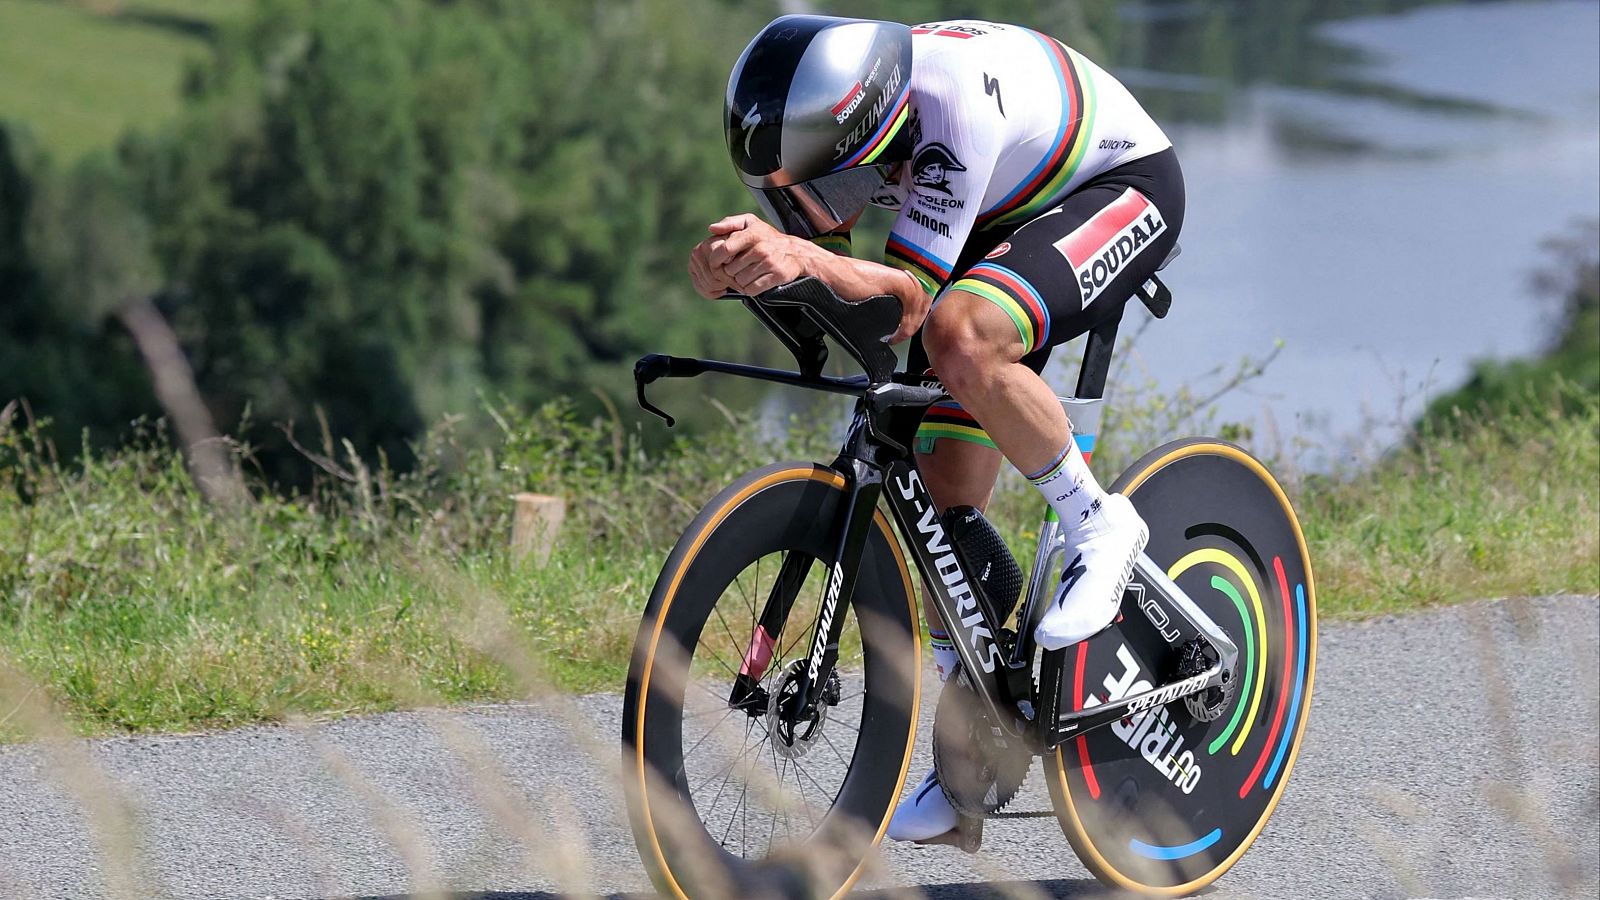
[692,680,737,708]
[827,716,861,735]
[682,703,739,720]
[818,729,851,768]
[692,722,765,799]
[789,758,830,829]
[767,742,782,854]
[699,647,743,683]
[710,602,746,671]
[675,707,739,779]
[721,774,751,852]
[777,756,795,842]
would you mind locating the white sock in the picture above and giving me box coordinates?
[928,628,958,682]
[1025,440,1109,534]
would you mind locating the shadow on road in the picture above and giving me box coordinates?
[331,878,1116,900]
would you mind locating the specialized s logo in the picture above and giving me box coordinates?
[1053,187,1166,307]
[740,106,761,158]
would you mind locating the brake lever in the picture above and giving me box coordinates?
[634,353,678,427]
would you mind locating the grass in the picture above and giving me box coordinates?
[1300,382,1599,617]
[0,383,1595,739]
[0,0,247,160]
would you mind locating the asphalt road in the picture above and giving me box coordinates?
[0,595,1595,900]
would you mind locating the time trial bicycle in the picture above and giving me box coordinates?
[621,275,1316,898]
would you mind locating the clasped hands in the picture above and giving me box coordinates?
[687,213,815,299]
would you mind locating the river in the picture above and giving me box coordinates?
[1106,0,1600,466]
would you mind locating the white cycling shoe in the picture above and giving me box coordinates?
[1035,493,1149,652]
[886,767,958,842]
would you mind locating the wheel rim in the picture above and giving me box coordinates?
[1049,441,1318,894]
[627,465,920,900]
[675,550,870,859]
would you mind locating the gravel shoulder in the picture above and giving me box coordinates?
[1,595,1596,900]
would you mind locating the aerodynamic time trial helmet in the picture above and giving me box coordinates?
[726,16,914,237]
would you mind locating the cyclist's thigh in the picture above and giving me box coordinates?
[947,148,1185,369]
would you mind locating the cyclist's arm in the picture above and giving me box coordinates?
[883,61,1002,303]
[701,214,927,341]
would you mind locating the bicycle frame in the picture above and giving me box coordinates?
[636,296,1236,756]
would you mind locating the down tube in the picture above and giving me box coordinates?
[882,461,1011,725]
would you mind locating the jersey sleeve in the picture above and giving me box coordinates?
[810,232,853,257]
[883,60,1003,296]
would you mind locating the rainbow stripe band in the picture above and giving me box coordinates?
[947,262,1051,354]
[811,233,852,256]
[979,35,1098,228]
[1024,442,1075,482]
[1240,556,1302,798]
[886,233,953,296]
[1205,575,1255,755]
[834,88,911,170]
[914,401,996,453]
[1264,583,1309,789]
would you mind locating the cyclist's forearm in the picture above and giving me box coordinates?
[801,246,929,311]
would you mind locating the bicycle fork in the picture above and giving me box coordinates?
[727,457,885,734]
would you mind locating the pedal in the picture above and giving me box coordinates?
[913,816,984,854]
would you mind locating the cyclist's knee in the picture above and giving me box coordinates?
[923,290,1024,391]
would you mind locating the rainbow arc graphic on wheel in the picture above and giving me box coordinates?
[1050,440,1317,894]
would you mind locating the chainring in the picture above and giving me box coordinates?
[931,670,1032,818]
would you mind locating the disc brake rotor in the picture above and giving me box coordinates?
[767,659,839,760]
[931,670,1032,817]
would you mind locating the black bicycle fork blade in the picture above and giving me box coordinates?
[788,459,883,718]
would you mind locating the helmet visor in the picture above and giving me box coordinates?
[749,165,891,239]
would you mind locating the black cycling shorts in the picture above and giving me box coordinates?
[907,147,1184,452]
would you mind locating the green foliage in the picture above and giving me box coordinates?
[1303,381,1598,617]
[0,388,843,735]
[0,127,155,447]
[0,0,246,161]
[1421,221,1600,430]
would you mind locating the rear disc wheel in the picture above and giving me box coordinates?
[1047,439,1318,895]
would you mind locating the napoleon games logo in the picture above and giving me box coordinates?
[911,142,965,195]
[1053,188,1166,307]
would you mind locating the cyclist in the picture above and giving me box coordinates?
[688,15,1184,843]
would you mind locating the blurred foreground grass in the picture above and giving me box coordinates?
[0,385,1595,737]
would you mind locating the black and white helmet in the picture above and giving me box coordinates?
[726,16,914,237]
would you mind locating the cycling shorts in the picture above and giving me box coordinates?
[907,147,1185,453]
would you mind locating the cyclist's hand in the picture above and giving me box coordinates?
[703,214,814,296]
[688,240,736,299]
[688,231,740,299]
[887,273,933,344]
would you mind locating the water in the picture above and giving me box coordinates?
[759,0,1599,469]
[1112,0,1600,465]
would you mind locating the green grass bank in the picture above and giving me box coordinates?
[0,0,246,160]
[1,383,1595,739]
